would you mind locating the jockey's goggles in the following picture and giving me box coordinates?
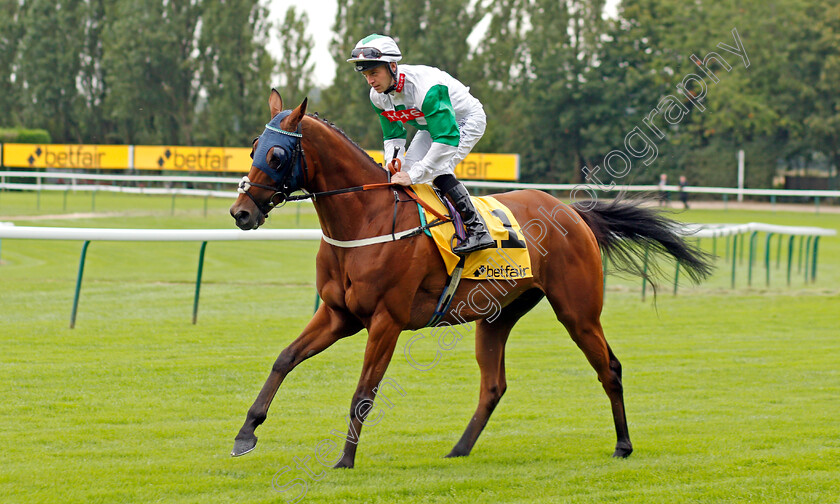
[349,47,401,60]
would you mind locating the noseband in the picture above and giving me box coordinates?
[236,114,447,225]
[237,173,293,217]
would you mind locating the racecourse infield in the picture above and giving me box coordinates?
[0,191,837,504]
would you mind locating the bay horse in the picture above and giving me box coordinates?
[229,90,713,467]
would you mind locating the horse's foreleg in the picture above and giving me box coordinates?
[231,304,362,457]
[333,315,402,469]
[448,288,544,458]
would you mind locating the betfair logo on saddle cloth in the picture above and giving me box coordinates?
[411,184,533,281]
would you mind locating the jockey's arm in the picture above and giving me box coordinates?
[405,142,457,184]
[404,85,460,184]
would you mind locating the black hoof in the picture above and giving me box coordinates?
[231,436,257,457]
[333,458,354,469]
[612,443,633,458]
[445,448,469,458]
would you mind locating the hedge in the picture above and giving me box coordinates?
[0,128,52,144]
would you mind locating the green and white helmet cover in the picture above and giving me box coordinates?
[347,34,402,72]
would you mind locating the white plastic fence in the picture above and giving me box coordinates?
[0,222,834,328]
[0,225,323,328]
[0,226,322,241]
[2,170,840,201]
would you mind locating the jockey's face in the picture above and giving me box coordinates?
[361,63,394,93]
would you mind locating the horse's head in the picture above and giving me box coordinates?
[230,89,308,230]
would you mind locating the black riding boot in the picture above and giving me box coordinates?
[445,182,495,254]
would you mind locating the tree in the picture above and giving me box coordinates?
[197,0,275,146]
[461,0,529,155]
[804,0,840,174]
[16,0,86,142]
[322,0,391,147]
[77,0,112,142]
[276,6,314,107]
[101,0,201,145]
[0,0,24,127]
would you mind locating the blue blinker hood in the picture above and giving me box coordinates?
[252,110,306,191]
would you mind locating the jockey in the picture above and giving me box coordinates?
[347,33,494,254]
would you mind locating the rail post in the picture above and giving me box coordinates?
[811,236,821,283]
[764,232,773,287]
[804,236,813,283]
[641,243,650,301]
[725,234,730,263]
[731,232,738,288]
[193,241,208,324]
[747,231,758,287]
[776,233,782,270]
[70,241,91,329]
[786,235,795,286]
[673,260,680,296]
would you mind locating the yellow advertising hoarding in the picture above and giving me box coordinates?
[3,143,129,169]
[133,146,252,172]
[454,153,519,181]
[2,142,518,180]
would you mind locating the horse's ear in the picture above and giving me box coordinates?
[287,97,308,130]
[269,88,283,118]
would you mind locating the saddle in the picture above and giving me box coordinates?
[410,184,533,281]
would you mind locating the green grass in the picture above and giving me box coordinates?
[1,191,838,503]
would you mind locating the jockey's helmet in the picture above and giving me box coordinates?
[347,34,402,73]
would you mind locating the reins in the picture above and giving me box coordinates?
[238,123,451,241]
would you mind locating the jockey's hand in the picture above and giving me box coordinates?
[391,172,412,186]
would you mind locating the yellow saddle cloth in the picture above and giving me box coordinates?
[411,184,533,280]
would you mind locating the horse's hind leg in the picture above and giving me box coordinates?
[545,283,632,458]
[231,304,363,457]
[447,288,545,458]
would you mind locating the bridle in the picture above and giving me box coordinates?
[237,113,450,225]
[237,119,309,220]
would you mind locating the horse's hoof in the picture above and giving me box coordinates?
[333,458,354,469]
[445,448,469,458]
[612,443,633,458]
[231,436,258,457]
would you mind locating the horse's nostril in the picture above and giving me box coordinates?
[234,210,250,226]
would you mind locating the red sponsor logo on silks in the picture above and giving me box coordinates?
[381,108,425,123]
[394,73,405,93]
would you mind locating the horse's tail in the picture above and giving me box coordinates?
[571,197,714,284]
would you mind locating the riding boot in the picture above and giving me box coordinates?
[446,182,495,254]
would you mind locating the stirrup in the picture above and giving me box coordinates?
[452,232,494,255]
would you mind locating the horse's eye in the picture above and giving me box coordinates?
[250,138,259,159]
[266,146,286,166]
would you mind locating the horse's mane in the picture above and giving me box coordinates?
[306,112,380,168]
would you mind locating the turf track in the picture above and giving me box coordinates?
[1,191,838,503]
